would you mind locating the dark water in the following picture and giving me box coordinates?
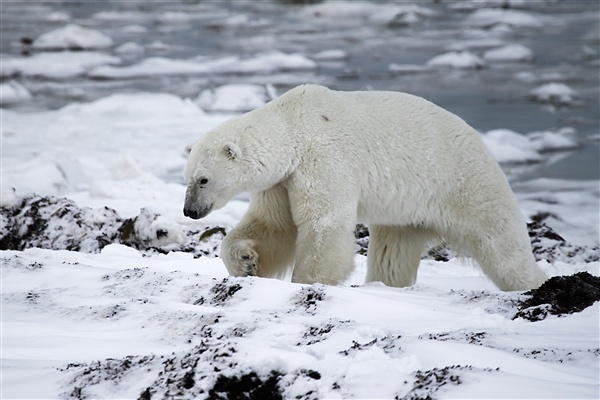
[1,0,598,180]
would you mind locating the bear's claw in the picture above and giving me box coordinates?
[225,240,259,277]
[240,254,257,276]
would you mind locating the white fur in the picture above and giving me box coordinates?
[184,84,547,291]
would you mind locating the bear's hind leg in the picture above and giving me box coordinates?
[451,222,547,291]
[366,225,437,287]
[221,185,297,279]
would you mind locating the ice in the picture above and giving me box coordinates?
[0,80,32,105]
[45,12,71,23]
[482,129,542,164]
[465,8,544,28]
[388,64,431,74]
[427,50,485,69]
[300,2,435,25]
[231,51,316,74]
[312,49,348,61]
[449,0,527,11]
[483,43,533,62]
[196,83,275,113]
[528,82,577,105]
[481,128,580,164]
[527,127,579,152]
[88,52,315,79]
[32,24,113,51]
[114,42,144,57]
[1,52,121,79]
[88,56,223,79]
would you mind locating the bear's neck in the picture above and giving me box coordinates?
[247,100,301,186]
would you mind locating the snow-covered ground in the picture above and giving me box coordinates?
[1,1,599,399]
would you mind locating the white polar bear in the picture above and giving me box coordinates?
[184,84,546,291]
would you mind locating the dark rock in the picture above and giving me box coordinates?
[208,371,282,400]
[514,272,600,321]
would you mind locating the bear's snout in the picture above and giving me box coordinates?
[183,204,212,220]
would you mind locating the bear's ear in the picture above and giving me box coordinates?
[223,142,241,160]
[184,143,193,156]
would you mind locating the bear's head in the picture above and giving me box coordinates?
[183,134,247,220]
[183,117,292,220]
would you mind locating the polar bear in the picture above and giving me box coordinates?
[184,84,546,291]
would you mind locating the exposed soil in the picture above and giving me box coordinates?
[514,272,600,321]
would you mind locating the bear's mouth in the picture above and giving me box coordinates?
[183,203,212,220]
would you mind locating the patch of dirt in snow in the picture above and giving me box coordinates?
[297,319,351,346]
[512,347,600,365]
[339,335,403,357]
[528,215,599,263]
[514,271,600,321]
[397,365,497,400]
[449,289,522,317]
[60,340,321,400]
[419,331,489,346]
[207,278,244,306]
[291,285,326,314]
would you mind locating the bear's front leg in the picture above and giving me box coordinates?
[292,220,357,286]
[220,186,297,279]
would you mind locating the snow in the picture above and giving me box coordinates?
[483,43,534,62]
[32,24,113,51]
[427,50,485,69]
[1,52,121,79]
[1,247,598,399]
[2,88,598,400]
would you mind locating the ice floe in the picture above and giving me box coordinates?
[528,82,577,105]
[483,43,534,62]
[195,84,276,113]
[1,52,121,79]
[32,24,113,51]
[465,9,544,28]
[0,80,32,105]
[88,52,316,79]
[427,50,486,69]
[482,128,579,164]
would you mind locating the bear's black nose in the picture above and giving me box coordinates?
[183,207,200,220]
[183,204,212,220]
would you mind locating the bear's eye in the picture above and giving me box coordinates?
[199,178,209,185]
